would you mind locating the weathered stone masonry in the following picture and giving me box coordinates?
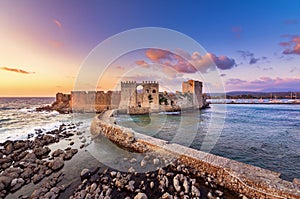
[53,79,208,114]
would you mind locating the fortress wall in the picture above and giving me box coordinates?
[120,81,137,110]
[71,91,87,112]
[110,91,121,109]
[91,111,300,199]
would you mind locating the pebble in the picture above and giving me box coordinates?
[134,192,148,199]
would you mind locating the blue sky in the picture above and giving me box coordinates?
[0,0,300,96]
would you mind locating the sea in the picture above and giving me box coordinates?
[0,98,299,181]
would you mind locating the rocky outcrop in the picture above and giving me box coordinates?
[0,122,80,198]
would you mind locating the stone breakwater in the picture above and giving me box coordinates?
[90,110,300,199]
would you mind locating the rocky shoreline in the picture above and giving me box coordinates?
[0,117,239,199]
[1,109,299,198]
[0,122,90,199]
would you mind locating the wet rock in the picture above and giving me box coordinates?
[4,141,14,155]
[51,149,64,157]
[2,167,22,178]
[183,176,189,193]
[173,174,181,192]
[32,173,44,184]
[126,180,135,192]
[128,167,135,173]
[22,152,36,163]
[162,192,173,199]
[153,158,159,165]
[191,185,200,197]
[141,159,147,168]
[63,148,78,160]
[10,178,25,192]
[20,167,34,180]
[0,176,13,188]
[48,157,64,171]
[207,191,213,198]
[80,168,91,179]
[33,146,51,158]
[215,190,223,196]
[134,192,148,199]
[150,181,154,189]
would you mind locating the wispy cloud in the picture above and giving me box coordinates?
[48,40,63,48]
[231,26,242,39]
[226,76,300,91]
[53,18,62,28]
[1,67,35,74]
[237,50,266,65]
[280,35,300,55]
[284,19,298,25]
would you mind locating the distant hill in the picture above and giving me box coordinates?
[208,91,300,99]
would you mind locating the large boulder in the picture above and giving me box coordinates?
[48,157,64,171]
[33,147,51,159]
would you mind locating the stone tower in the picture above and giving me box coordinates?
[120,80,159,112]
[140,81,159,111]
[120,81,138,110]
[182,80,203,108]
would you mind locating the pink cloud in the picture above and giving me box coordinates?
[53,19,62,28]
[280,35,300,55]
[144,48,236,73]
[279,42,291,47]
[145,49,170,61]
[48,40,63,48]
[226,76,300,91]
[231,26,242,39]
[1,67,35,74]
[135,60,148,67]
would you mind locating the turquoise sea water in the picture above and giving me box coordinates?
[117,104,300,181]
[1,98,299,181]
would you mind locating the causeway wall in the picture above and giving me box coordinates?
[90,110,300,198]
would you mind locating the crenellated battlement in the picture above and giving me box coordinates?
[55,79,205,114]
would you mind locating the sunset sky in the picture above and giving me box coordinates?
[1,0,300,96]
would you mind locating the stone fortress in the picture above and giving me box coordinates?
[52,79,208,114]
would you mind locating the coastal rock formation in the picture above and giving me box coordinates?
[0,123,80,198]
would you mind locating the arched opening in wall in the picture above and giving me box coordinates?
[171,100,174,106]
[152,89,156,93]
[138,102,141,107]
[148,94,153,103]
[146,89,149,93]
[137,85,143,94]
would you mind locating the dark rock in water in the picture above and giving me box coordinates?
[33,147,51,159]
[20,167,34,180]
[80,168,91,180]
[32,173,44,184]
[48,157,64,171]
[63,149,78,160]
[13,140,29,151]
[0,176,13,188]
[4,141,14,155]
[22,152,36,163]
[51,149,64,157]
[134,192,148,199]
[10,178,25,192]
[2,167,22,178]
[0,157,13,169]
